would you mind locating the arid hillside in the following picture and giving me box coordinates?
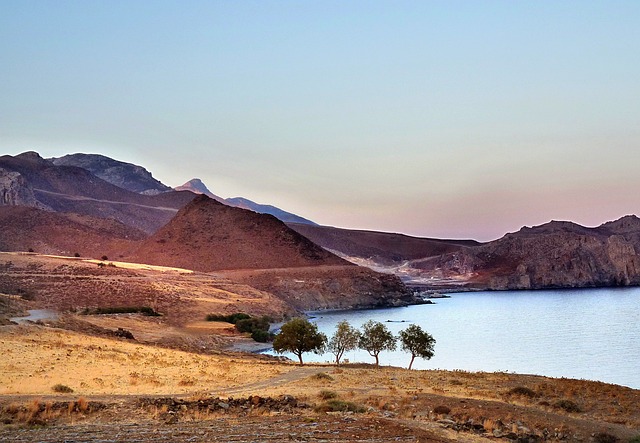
[0,206,145,257]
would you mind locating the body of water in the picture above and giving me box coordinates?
[267,287,640,389]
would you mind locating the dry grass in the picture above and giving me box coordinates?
[0,325,293,395]
[1,322,639,442]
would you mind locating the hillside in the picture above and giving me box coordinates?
[288,223,479,264]
[0,206,145,257]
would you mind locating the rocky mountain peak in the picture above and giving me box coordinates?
[15,151,50,165]
[50,153,170,195]
[174,178,227,204]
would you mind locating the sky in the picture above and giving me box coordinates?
[1,1,639,241]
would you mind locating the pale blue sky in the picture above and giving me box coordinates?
[2,1,639,241]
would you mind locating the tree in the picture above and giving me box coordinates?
[358,320,396,366]
[273,317,326,365]
[327,320,360,366]
[399,324,435,370]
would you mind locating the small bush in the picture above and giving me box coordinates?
[315,400,365,413]
[52,384,74,393]
[593,433,619,443]
[313,372,334,381]
[553,399,582,413]
[508,386,539,398]
[205,312,252,323]
[251,329,273,343]
[319,390,338,400]
[236,316,270,333]
[74,252,80,258]
[28,248,34,253]
[433,405,451,415]
[88,306,161,316]
[101,255,108,261]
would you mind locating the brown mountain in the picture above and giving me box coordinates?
[120,194,414,309]
[0,152,195,233]
[0,206,145,257]
[413,217,640,290]
[124,194,349,271]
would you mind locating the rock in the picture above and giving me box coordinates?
[0,168,48,209]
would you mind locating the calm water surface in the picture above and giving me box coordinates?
[268,287,640,388]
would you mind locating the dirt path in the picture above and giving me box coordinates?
[34,189,180,212]
[212,365,328,396]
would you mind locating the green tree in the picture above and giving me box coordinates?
[327,320,360,366]
[399,324,435,370]
[358,320,396,366]
[273,317,326,365]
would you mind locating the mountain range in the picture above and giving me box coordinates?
[2,151,640,298]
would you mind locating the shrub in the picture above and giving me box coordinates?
[433,405,451,415]
[593,433,619,443]
[553,399,581,413]
[74,252,80,258]
[315,400,365,413]
[313,372,334,381]
[28,248,34,253]
[89,306,161,316]
[508,386,539,398]
[251,329,273,343]
[236,316,270,334]
[206,313,272,342]
[319,390,337,400]
[52,384,74,393]
[101,255,108,261]
[205,313,252,323]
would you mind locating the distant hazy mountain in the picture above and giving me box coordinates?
[175,178,317,225]
[50,153,171,195]
[226,197,317,226]
[174,178,227,204]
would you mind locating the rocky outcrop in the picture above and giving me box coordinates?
[0,168,49,209]
[413,218,640,290]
